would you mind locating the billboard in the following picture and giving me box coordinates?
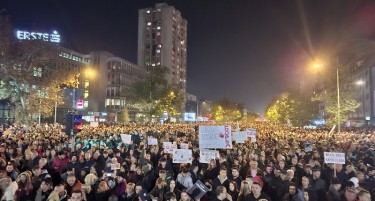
[184,113,196,121]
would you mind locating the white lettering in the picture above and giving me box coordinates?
[15,30,61,43]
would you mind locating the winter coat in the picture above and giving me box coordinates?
[176,172,193,189]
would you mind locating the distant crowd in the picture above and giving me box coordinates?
[0,121,373,201]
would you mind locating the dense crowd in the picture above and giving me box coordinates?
[0,121,374,201]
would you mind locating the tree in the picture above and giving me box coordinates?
[125,66,184,120]
[211,97,244,122]
[0,16,79,124]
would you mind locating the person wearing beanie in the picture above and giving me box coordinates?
[326,178,342,201]
[282,182,303,201]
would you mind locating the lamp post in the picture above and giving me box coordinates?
[336,57,341,134]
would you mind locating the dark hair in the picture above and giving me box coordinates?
[42,178,53,186]
[164,192,176,201]
[215,186,226,197]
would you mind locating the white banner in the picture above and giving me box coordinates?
[324,152,345,164]
[199,126,232,149]
[232,132,247,143]
[173,149,192,163]
[305,142,313,152]
[181,143,189,149]
[246,128,256,138]
[120,134,132,144]
[199,149,220,163]
[148,138,158,145]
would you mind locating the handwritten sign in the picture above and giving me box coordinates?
[120,134,132,144]
[199,126,232,149]
[181,143,189,149]
[324,152,345,164]
[173,149,192,164]
[199,149,219,163]
[163,142,173,154]
[148,138,158,145]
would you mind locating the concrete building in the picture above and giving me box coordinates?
[348,59,375,127]
[138,3,187,95]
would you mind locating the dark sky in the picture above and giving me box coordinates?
[2,0,375,114]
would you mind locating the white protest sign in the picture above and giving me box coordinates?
[232,132,247,143]
[247,128,256,138]
[199,149,220,163]
[199,126,232,149]
[181,143,189,149]
[173,149,192,163]
[120,134,132,144]
[324,152,345,164]
[305,142,313,152]
[163,142,173,153]
[148,138,158,145]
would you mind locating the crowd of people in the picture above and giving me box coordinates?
[0,121,373,201]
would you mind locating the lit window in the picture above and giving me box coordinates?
[156,49,160,53]
[146,10,151,13]
[157,8,161,12]
[158,45,162,48]
[84,90,89,99]
[157,32,160,36]
[152,63,156,66]
[147,22,152,26]
[84,80,89,88]
[157,26,161,30]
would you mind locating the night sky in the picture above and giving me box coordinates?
[2,0,375,114]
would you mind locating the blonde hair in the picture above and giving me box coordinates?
[84,173,98,186]
[239,181,251,197]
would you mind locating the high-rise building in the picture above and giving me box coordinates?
[138,3,187,95]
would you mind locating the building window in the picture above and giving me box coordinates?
[157,26,161,30]
[84,90,89,99]
[156,49,160,54]
[146,10,151,13]
[147,22,152,26]
[84,80,89,88]
[84,101,88,108]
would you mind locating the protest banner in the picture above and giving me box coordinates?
[199,126,232,149]
[247,128,256,142]
[324,152,345,164]
[199,149,220,163]
[187,180,209,200]
[173,149,192,163]
[181,143,189,149]
[148,138,158,145]
[232,132,247,143]
[120,134,132,144]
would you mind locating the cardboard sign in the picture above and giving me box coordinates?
[187,180,209,200]
[305,142,313,152]
[199,149,219,163]
[181,143,189,149]
[199,126,232,149]
[324,152,345,164]
[120,134,132,144]
[173,149,192,164]
[148,138,158,145]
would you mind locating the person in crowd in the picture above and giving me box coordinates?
[15,171,33,201]
[248,181,272,201]
[341,187,357,201]
[35,178,53,201]
[66,175,82,198]
[121,182,136,201]
[71,190,85,201]
[82,173,98,201]
[213,167,230,190]
[358,189,371,201]
[227,181,238,201]
[176,167,193,190]
[212,185,232,201]
[310,166,326,201]
[237,180,251,201]
[282,182,303,201]
[165,180,181,201]
[326,178,342,201]
[0,176,18,201]
[150,178,166,201]
[165,192,177,201]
